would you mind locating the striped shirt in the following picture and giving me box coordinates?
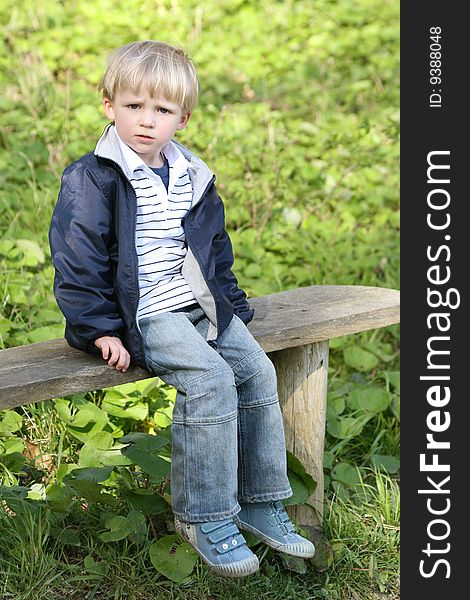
[116,134,196,322]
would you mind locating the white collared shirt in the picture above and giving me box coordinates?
[116,133,196,322]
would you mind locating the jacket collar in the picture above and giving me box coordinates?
[94,123,214,203]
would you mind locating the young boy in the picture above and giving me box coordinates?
[49,40,314,577]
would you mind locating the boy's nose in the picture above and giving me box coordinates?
[140,113,156,127]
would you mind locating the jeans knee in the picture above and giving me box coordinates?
[173,365,237,425]
[236,351,278,407]
[185,364,236,401]
[249,352,277,387]
[259,354,277,385]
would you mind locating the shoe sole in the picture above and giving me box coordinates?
[237,521,315,559]
[174,519,260,578]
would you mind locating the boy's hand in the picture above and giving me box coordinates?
[94,336,131,372]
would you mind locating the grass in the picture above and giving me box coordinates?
[0,457,399,600]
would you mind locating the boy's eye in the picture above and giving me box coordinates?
[128,104,140,110]
[158,107,169,114]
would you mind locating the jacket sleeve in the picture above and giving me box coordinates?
[49,160,125,353]
[212,192,255,325]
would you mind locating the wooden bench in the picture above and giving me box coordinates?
[0,284,400,527]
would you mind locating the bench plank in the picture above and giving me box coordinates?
[0,285,399,409]
[250,284,399,352]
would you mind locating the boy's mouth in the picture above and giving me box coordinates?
[136,134,154,141]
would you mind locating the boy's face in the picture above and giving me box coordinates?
[103,89,190,167]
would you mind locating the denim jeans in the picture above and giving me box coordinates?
[139,305,292,522]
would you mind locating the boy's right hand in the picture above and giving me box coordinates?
[94,336,131,372]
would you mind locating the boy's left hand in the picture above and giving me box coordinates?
[94,336,131,372]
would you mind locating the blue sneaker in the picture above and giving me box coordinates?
[237,501,315,558]
[174,517,259,577]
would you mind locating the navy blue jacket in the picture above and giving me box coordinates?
[49,125,254,369]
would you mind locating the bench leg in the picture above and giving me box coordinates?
[269,340,329,527]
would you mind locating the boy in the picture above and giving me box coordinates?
[49,40,314,577]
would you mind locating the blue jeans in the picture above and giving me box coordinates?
[140,305,292,522]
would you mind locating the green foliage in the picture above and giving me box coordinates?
[323,328,400,505]
[149,534,199,583]
[0,375,317,583]
[0,0,399,596]
[285,451,317,506]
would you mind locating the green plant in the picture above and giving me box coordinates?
[0,377,317,584]
[0,0,399,596]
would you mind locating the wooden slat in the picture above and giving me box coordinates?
[0,339,151,409]
[249,284,400,353]
[0,285,399,409]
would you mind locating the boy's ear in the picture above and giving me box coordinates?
[103,98,115,120]
[177,112,191,130]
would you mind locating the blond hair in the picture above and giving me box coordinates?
[99,40,199,114]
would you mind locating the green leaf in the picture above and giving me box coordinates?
[331,481,350,501]
[101,398,148,421]
[99,515,132,542]
[149,534,198,582]
[15,239,45,266]
[310,529,335,572]
[121,446,170,480]
[79,445,133,468]
[1,437,24,455]
[327,416,367,439]
[78,432,133,468]
[120,432,169,452]
[0,315,12,338]
[63,467,117,506]
[67,402,110,442]
[285,471,310,506]
[56,529,81,546]
[330,462,361,487]
[68,466,113,483]
[279,554,307,573]
[120,433,171,479]
[153,408,173,429]
[323,450,334,470]
[127,510,148,544]
[0,485,30,512]
[53,399,72,423]
[0,411,23,434]
[56,463,79,484]
[326,394,345,419]
[84,555,109,576]
[369,454,400,474]
[81,431,114,449]
[46,483,75,512]
[123,489,168,515]
[0,240,15,256]
[343,346,379,371]
[384,370,400,394]
[71,409,98,428]
[27,324,64,343]
[329,336,348,350]
[0,451,26,472]
[285,451,316,506]
[346,386,392,414]
[105,380,150,397]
